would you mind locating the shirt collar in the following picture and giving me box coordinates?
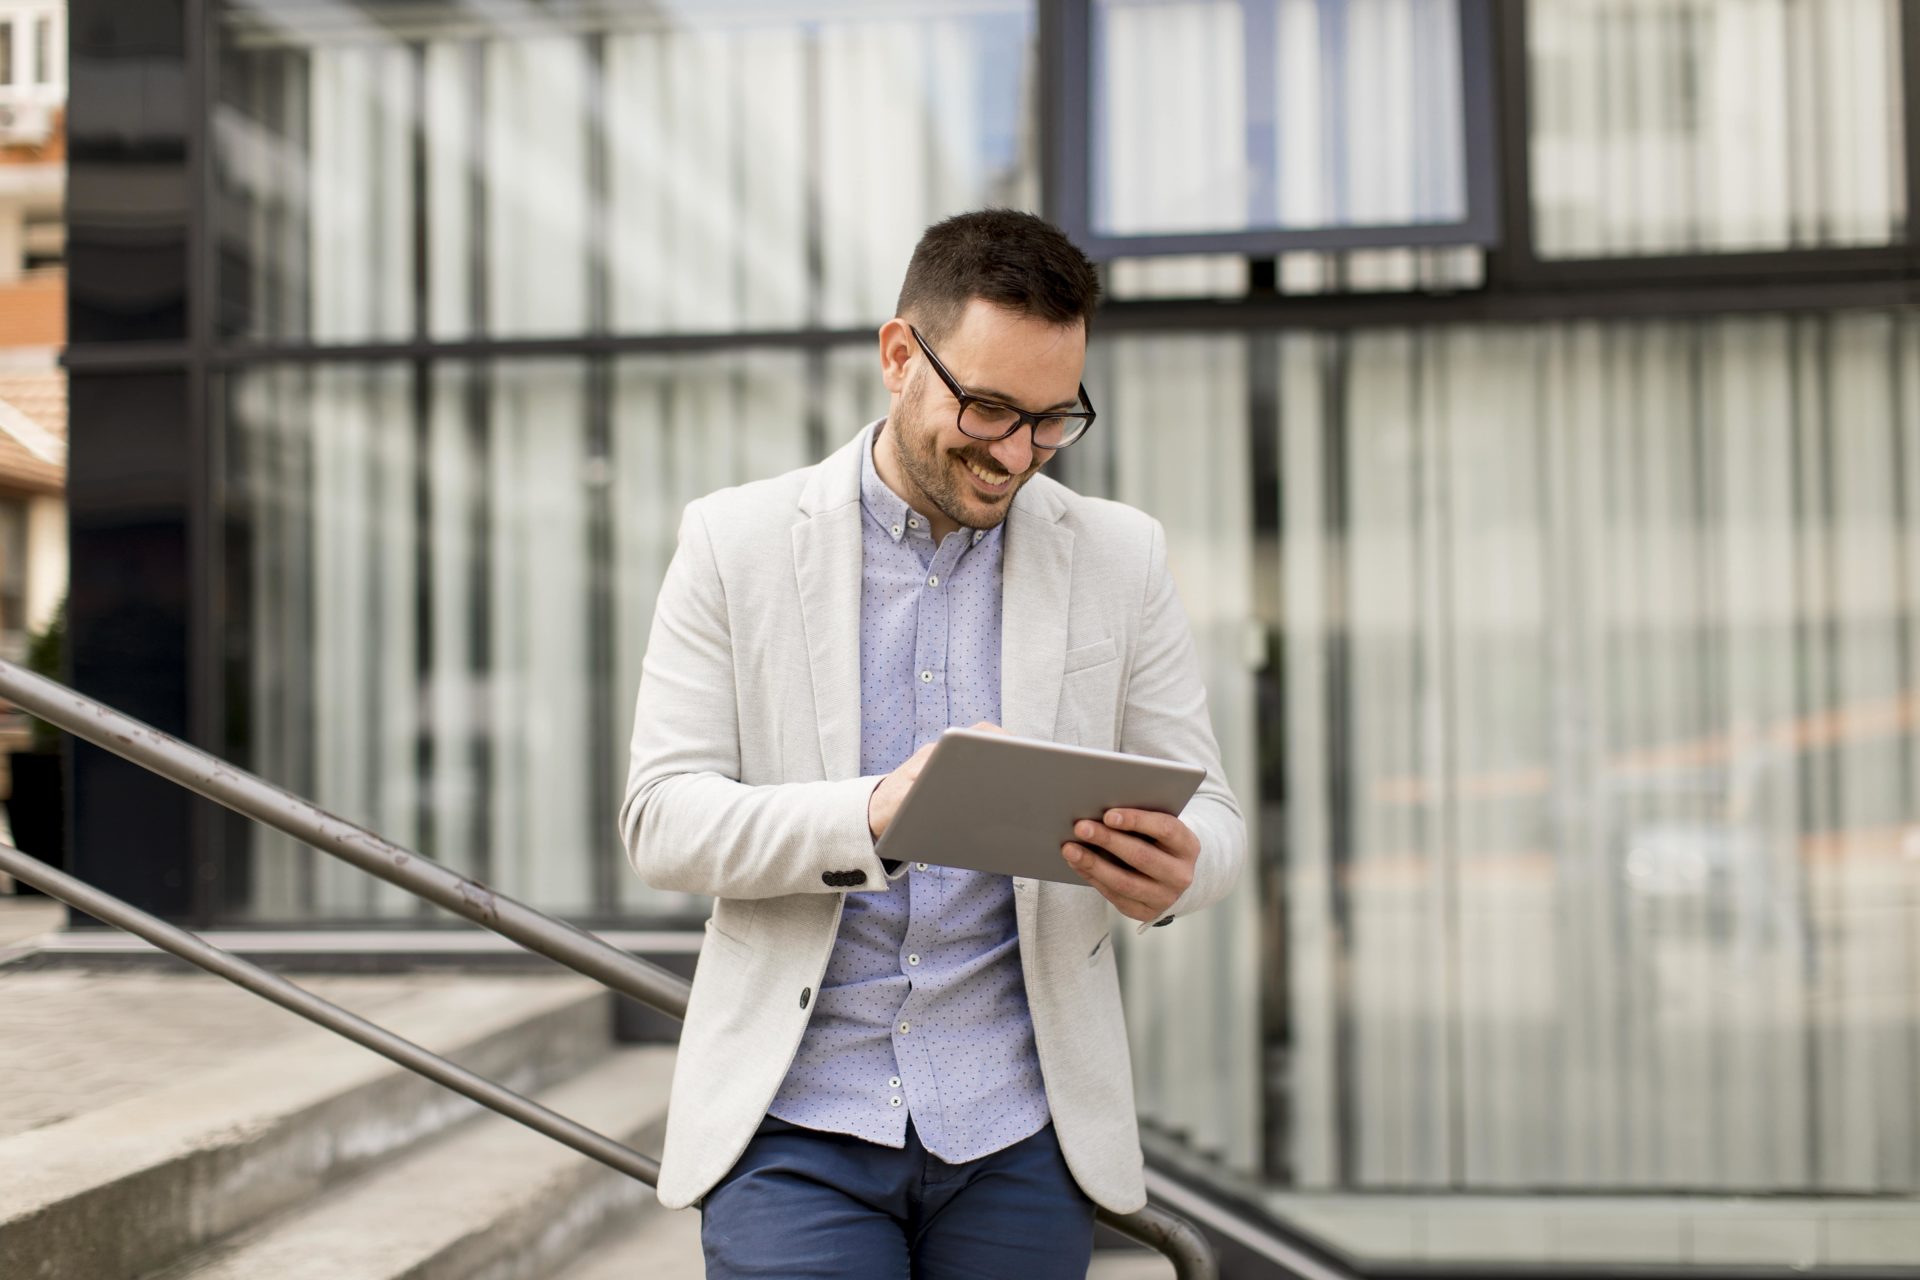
[861,420,1001,552]
[861,419,924,545]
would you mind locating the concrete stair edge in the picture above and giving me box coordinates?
[150,1046,677,1280]
[0,977,614,1280]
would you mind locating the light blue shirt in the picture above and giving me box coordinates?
[766,421,1051,1161]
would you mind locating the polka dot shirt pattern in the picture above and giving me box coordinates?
[765,423,1051,1161]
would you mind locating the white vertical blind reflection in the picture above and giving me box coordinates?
[609,352,817,917]
[484,40,591,336]
[1077,336,1265,1174]
[486,362,595,911]
[1280,315,1920,1192]
[309,46,411,342]
[225,5,1036,343]
[1528,0,1905,256]
[1093,0,1467,237]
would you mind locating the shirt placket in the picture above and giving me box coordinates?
[894,530,974,1147]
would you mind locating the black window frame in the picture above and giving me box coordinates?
[1483,0,1920,291]
[1047,0,1504,260]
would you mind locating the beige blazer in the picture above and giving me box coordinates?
[618,427,1244,1213]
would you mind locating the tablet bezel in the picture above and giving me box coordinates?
[872,728,1205,885]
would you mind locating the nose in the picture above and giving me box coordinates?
[987,426,1036,476]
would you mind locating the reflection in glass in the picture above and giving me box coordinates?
[1073,315,1920,1269]
[217,1,1037,343]
[223,351,860,922]
[1528,0,1905,256]
[1263,313,1920,1264]
[1091,0,1468,237]
[1075,333,1264,1173]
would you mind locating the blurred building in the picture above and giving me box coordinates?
[59,0,1920,1272]
[0,0,62,663]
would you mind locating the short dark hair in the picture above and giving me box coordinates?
[895,209,1101,341]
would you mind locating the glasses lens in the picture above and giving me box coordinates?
[1032,416,1079,448]
[959,400,1019,438]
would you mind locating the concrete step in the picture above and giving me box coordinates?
[148,1046,675,1280]
[0,975,613,1280]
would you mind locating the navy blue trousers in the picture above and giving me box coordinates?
[699,1115,1096,1279]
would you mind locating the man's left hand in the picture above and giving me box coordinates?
[1061,809,1197,924]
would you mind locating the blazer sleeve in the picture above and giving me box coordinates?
[1117,517,1247,933]
[616,503,897,899]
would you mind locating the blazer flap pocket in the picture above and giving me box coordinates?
[1062,636,1117,675]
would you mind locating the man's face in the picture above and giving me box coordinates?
[880,299,1087,535]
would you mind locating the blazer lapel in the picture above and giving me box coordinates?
[999,480,1074,743]
[792,432,870,781]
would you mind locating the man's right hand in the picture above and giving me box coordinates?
[867,721,1003,840]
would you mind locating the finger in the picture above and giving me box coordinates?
[1062,846,1167,921]
[1103,808,1198,856]
[1072,820,1183,882]
[969,721,1006,734]
[1062,841,1171,913]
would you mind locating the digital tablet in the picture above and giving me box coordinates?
[873,728,1206,885]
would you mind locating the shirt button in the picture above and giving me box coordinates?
[889,1077,902,1088]
[915,862,928,872]
[898,1021,910,1034]
[891,524,902,537]
[919,670,932,683]
[907,954,920,966]
[927,575,939,587]
[908,518,919,529]
[890,1096,902,1107]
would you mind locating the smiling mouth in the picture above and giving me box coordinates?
[961,456,1014,491]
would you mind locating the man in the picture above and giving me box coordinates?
[619,209,1244,1277]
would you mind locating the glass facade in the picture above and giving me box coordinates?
[221,349,885,921]
[1090,0,1469,237]
[1529,0,1906,256]
[1077,318,1920,1263]
[218,0,1036,342]
[63,0,1920,1271]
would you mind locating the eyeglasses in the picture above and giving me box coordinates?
[909,324,1097,450]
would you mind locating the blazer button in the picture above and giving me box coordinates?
[799,987,811,1009]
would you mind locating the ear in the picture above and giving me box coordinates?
[878,318,916,395]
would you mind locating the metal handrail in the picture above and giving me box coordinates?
[0,841,662,1185]
[0,658,1219,1279]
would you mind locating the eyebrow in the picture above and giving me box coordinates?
[964,384,1083,413]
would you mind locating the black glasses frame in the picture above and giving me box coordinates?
[908,324,1097,449]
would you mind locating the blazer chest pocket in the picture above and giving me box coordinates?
[1062,636,1116,674]
[1058,636,1120,747]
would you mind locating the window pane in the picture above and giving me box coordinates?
[1083,313,1920,1269]
[1529,0,1905,256]
[33,16,49,85]
[216,1,1036,343]
[0,22,14,88]
[1091,0,1469,237]
[220,350,857,923]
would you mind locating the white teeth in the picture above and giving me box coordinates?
[964,458,1010,485]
